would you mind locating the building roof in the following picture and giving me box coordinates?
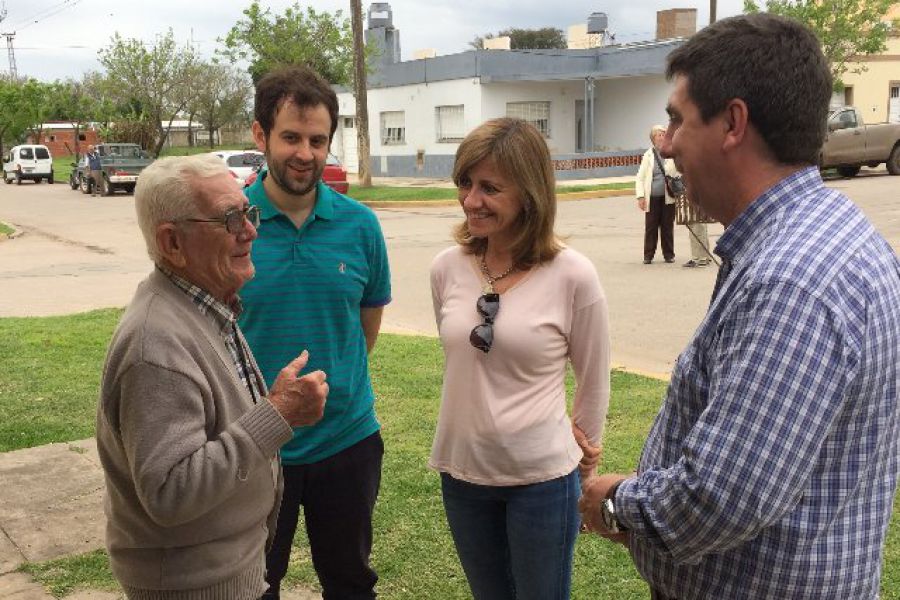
[343,38,685,91]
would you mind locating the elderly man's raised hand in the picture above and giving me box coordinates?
[268,350,328,427]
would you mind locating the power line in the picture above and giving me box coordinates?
[10,0,83,31]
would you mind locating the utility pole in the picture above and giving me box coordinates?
[710,0,717,24]
[0,2,16,79]
[350,0,372,187]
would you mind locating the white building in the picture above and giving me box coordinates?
[332,4,690,180]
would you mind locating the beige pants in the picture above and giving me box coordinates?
[686,222,710,261]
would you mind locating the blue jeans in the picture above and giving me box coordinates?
[440,469,581,600]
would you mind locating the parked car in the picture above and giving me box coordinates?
[69,143,154,195]
[3,144,54,184]
[243,154,350,194]
[820,106,900,177]
[212,150,265,183]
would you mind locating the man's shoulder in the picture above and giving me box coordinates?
[748,188,882,299]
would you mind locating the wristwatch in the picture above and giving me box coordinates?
[599,482,628,534]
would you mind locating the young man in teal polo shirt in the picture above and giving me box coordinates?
[239,66,391,600]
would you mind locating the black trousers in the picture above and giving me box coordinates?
[263,431,384,600]
[644,194,676,261]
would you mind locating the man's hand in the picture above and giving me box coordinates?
[572,423,601,487]
[637,197,648,211]
[267,350,328,427]
[579,473,630,545]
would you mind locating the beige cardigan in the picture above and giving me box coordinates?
[96,269,293,600]
[635,146,680,212]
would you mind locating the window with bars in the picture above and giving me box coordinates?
[435,105,465,143]
[506,101,551,137]
[380,111,406,145]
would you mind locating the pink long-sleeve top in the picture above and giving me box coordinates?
[429,245,610,486]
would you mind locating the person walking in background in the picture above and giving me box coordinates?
[96,154,328,600]
[85,144,104,196]
[682,221,711,267]
[579,14,900,600]
[239,66,392,600]
[635,125,677,264]
[430,117,610,600]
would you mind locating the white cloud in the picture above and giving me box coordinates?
[4,0,747,82]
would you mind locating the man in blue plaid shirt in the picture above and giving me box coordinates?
[580,14,900,599]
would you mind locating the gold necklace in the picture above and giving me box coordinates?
[479,255,516,293]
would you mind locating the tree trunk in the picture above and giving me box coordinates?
[350,0,372,188]
[710,0,717,24]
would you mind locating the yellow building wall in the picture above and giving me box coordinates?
[840,4,900,124]
[842,36,900,124]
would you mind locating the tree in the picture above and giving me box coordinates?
[470,27,567,50]
[192,63,253,149]
[219,1,355,84]
[44,78,101,157]
[98,29,197,156]
[743,0,895,87]
[350,0,372,187]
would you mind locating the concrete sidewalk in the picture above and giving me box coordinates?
[0,439,320,599]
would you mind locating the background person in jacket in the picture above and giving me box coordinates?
[96,154,329,600]
[86,144,104,196]
[580,14,900,600]
[635,125,678,264]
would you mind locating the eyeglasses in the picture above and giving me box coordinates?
[181,205,260,234]
[469,293,500,353]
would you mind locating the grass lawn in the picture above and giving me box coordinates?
[3,311,897,599]
[350,182,634,203]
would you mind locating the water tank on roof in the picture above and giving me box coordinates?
[368,2,393,29]
[587,12,608,34]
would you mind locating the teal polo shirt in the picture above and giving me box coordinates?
[239,174,391,464]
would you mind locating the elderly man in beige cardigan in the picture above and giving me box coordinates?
[96,154,329,600]
[635,124,679,264]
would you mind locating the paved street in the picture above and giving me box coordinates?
[1,169,897,376]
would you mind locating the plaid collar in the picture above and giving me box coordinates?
[159,267,242,334]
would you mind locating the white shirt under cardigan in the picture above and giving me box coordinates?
[429,245,611,486]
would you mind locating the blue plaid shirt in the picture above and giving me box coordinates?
[617,167,900,599]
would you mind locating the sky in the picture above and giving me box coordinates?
[2,0,748,82]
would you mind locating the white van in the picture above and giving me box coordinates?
[3,144,54,185]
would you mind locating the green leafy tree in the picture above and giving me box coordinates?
[744,0,895,87]
[470,27,567,50]
[192,63,253,149]
[44,78,102,157]
[98,29,197,156]
[0,77,30,157]
[219,1,356,84]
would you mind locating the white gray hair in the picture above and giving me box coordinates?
[649,124,666,143]
[134,154,230,262]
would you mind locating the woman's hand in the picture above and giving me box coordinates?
[637,197,647,211]
[572,423,601,487]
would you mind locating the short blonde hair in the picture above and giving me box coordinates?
[134,154,229,262]
[452,118,562,268]
[649,124,666,143]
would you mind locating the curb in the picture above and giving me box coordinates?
[360,187,633,209]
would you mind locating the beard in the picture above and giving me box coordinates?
[266,155,324,197]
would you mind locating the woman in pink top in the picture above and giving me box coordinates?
[429,118,611,599]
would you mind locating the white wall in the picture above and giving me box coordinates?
[480,81,584,154]
[335,73,673,163]
[594,75,672,150]
[337,79,483,159]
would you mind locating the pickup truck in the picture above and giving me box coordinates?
[69,143,154,195]
[820,107,900,177]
